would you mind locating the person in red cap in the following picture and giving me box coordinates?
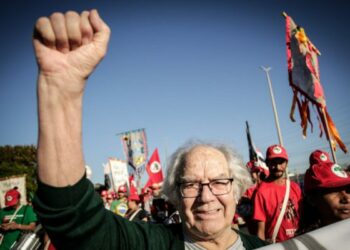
[0,187,37,249]
[125,193,149,222]
[309,149,333,166]
[300,156,350,233]
[252,145,302,242]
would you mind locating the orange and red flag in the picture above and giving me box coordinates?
[285,13,347,153]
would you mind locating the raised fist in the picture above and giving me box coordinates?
[33,10,110,83]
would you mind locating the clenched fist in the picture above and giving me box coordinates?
[33,9,110,85]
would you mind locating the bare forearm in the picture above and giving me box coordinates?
[33,10,110,186]
[37,74,85,187]
[18,223,36,231]
[257,221,266,240]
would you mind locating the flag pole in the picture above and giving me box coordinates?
[260,66,284,146]
[108,159,116,192]
[261,66,290,243]
[321,108,338,163]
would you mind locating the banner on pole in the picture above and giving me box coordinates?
[284,12,347,153]
[108,158,130,192]
[0,175,27,207]
[120,128,148,170]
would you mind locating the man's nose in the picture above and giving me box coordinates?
[339,190,350,203]
[198,184,215,202]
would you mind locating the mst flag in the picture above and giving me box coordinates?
[145,148,164,189]
[120,128,148,169]
[285,13,347,153]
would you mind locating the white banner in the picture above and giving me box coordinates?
[0,175,27,207]
[108,158,129,192]
[257,218,350,250]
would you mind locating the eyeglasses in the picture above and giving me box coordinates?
[178,178,234,198]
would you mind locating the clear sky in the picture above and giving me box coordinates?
[1,0,349,184]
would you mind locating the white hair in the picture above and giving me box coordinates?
[162,140,253,207]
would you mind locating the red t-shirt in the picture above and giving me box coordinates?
[253,180,302,242]
[244,183,258,200]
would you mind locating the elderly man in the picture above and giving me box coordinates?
[32,10,267,249]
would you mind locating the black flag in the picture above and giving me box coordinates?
[246,121,258,162]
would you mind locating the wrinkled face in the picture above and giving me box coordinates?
[178,146,236,240]
[267,158,287,179]
[315,185,350,225]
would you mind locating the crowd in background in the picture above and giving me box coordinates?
[1,145,350,249]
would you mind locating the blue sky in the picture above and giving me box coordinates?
[1,0,349,184]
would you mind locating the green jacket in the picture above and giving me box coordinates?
[33,176,267,250]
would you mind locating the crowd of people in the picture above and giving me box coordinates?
[2,148,348,250]
[1,144,349,249]
[1,9,349,250]
[235,146,350,244]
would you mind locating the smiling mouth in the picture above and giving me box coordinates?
[339,209,350,214]
[195,209,221,218]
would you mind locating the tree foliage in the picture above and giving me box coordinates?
[0,145,37,197]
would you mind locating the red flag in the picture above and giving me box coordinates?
[145,148,164,188]
[285,13,347,153]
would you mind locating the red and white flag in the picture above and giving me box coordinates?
[145,148,164,189]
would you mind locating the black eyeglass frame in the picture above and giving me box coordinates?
[177,178,234,198]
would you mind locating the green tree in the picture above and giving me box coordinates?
[0,145,37,198]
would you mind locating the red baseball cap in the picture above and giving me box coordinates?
[101,190,108,197]
[128,193,140,202]
[5,188,20,207]
[266,145,288,161]
[309,150,333,166]
[304,162,350,193]
[118,185,127,193]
